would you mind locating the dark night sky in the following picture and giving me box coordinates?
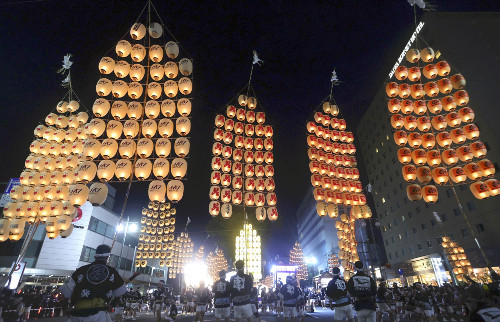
[0,0,498,260]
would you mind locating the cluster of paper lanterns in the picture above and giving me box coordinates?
[335,212,360,278]
[169,231,194,279]
[207,248,228,282]
[307,99,369,217]
[235,223,262,280]
[289,242,307,282]
[209,91,278,221]
[135,200,176,268]
[441,236,472,282]
[92,21,192,203]
[386,47,498,202]
[195,245,205,262]
[1,97,110,242]
[328,253,340,274]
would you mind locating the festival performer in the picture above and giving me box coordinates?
[278,276,302,322]
[346,261,377,322]
[230,260,254,322]
[213,270,231,322]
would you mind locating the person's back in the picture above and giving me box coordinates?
[229,260,254,321]
[346,261,376,322]
[326,268,354,322]
[278,276,301,321]
[213,271,231,322]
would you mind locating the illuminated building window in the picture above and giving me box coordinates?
[382,197,386,203]
[386,135,389,141]
[427,240,432,248]
[375,148,379,153]
[401,215,405,222]
[398,234,402,240]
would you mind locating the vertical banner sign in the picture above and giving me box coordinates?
[8,261,26,290]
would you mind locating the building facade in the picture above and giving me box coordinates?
[356,12,500,284]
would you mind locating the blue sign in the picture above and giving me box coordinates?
[4,178,20,194]
[398,269,404,276]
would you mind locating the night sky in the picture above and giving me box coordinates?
[0,0,498,260]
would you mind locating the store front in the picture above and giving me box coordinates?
[390,253,451,286]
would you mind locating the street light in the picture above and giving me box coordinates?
[117,216,139,272]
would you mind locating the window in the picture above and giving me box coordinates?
[446,189,453,198]
[397,202,400,209]
[386,135,389,140]
[382,197,386,203]
[421,223,426,230]
[392,157,396,164]
[413,227,417,234]
[467,202,476,211]
[105,225,115,238]
[88,217,116,239]
[402,215,406,222]
[80,246,96,263]
[416,207,421,214]
[431,219,436,227]
[394,219,398,226]
[461,228,469,237]
[393,188,397,195]
[409,246,414,254]
[376,148,379,153]
[404,198,408,204]
[388,253,392,260]
[476,224,485,233]
[96,221,107,235]
[427,240,432,248]
[453,208,461,217]
[408,211,412,218]
[391,236,395,243]
[417,243,423,251]
[395,251,399,258]
[436,237,442,245]
[442,214,448,222]
[402,248,406,256]
[398,234,402,240]
[388,222,392,229]
[404,230,409,238]
[385,239,389,246]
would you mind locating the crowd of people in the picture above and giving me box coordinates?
[2,244,500,322]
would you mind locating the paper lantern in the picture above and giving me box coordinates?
[436,60,450,76]
[68,184,89,207]
[406,49,420,63]
[420,47,435,62]
[76,161,97,183]
[417,116,431,132]
[416,166,432,184]
[441,96,457,112]
[442,149,459,166]
[147,180,166,202]
[425,99,442,115]
[179,58,193,76]
[445,112,462,128]
[485,179,500,196]
[176,117,191,136]
[87,183,108,206]
[134,159,153,180]
[407,184,422,201]
[313,188,325,201]
[161,99,176,117]
[171,158,187,179]
[386,82,399,97]
[464,163,483,180]
[163,61,179,80]
[97,160,115,182]
[394,131,407,146]
[398,83,410,98]
[449,167,467,183]
[178,77,192,95]
[423,64,437,79]
[82,139,101,160]
[85,119,105,138]
[436,132,452,148]
[397,148,412,164]
[174,138,190,157]
[162,80,178,98]
[105,120,123,139]
[400,100,413,115]
[469,141,487,158]
[387,98,401,113]
[432,167,449,185]
[411,149,427,165]
[456,146,473,162]
[111,80,128,98]
[136,138,154,158]
[408,67,421,82]
[410,84,424,99]
[10,218,26,235]
[403,115,417,131]
[463,124,479,140]
[477,159,495,177]
[407,133,422,148]
[435,79,452,96]
[167,180,184,202]
[453,90,469,107]
[424,82,439,97]
[470,181,490,200]
[165,41,179,59]
[151,158,169,179]
[115,159,133,180]
[395,65,408,80]
[422,185,438,203]
[402,165,417,182]
[426,150,441,167]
